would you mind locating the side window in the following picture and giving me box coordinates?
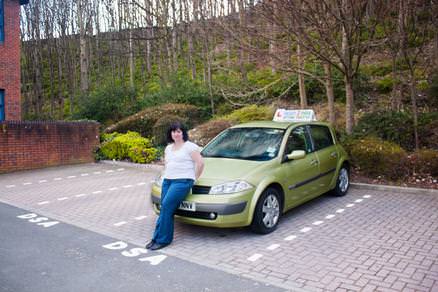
[310,125,334,151]
[0,89,4,121]
[0,0,4,42]
[285,126,311,154]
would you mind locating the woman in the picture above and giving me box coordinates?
[146,122,204,250]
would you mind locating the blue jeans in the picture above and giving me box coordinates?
[152,178,194,244]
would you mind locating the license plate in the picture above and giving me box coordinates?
[178,201,196,212]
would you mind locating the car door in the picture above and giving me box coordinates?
[280,125,321,209]
[308,125,338,194]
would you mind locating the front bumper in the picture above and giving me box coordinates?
[150,183,253,228]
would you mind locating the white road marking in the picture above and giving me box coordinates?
[312,221,324,226]
[57,197,69,201]
[37,201,50,205]
[325,214,336,219]
[108,187,118,191]
[23,182,32,185]
[137,182,146,186]
[106,170,114,173]
[300,227,312,233]
[67,176,76,179]
[6,185,16,188]
[247,253,263,262]
[54,178,62,181]
[38,180,48,183]
[346,203,355,208]
[284,235,297,241]
[75,194,87,197]
[92,191,103,194]
[81,173,89,176]
[355,199,363,203]
[134,216,148,220]
[267,244,280,250]
[336,209,345,213]
[114,221,128,227]
[117,168,125,171]
[93,171,102,174]
[363,195,372,198]
[122,185,133,188]
[138,255,167,265]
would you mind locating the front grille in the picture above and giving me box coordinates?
[175,210,216,220]
[192,185,211,194]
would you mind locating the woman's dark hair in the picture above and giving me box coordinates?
[166,121,189,143]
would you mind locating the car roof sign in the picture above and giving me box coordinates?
[273,109,317,122]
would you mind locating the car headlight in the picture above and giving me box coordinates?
[209,181,253,194]
[153,173,164,187]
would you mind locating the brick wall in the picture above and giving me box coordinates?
[0,121,100,173]
[0,0,22,120]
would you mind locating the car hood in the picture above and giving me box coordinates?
[196,157,265,186]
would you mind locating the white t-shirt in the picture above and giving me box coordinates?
[163,141,201,180]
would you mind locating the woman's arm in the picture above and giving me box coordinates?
[190,151,204,180]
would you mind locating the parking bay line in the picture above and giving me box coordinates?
[113,221,128,227]
[134,215,148,220]
[247,253,263,262]
[38,201,50,205]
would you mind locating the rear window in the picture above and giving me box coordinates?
[310,126,334,151]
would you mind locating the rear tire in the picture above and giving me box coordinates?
[331,165,350,197]
[251,187,281,234]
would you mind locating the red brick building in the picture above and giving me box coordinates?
[0,0,28,121]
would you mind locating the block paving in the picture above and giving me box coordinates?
[0,163,437,291]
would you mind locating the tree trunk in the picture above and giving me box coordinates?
[409,70,420,150]
[78,0,88,94]
[129,30,135,89]
[345,77,355,134]
[324,63,335,125]
[297,42,307,108]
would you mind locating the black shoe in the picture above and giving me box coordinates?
[149,242,170,251]
[145,240,155,249]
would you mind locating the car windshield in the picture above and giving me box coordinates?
[201,127,285,161]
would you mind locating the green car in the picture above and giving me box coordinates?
[151,121,350,234]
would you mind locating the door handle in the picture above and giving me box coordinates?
[330,152,337,158]
[310,159,319,166]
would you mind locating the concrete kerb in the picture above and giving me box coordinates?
[99,160,438,196]
[351,182,438,195]
[98,160,164,172]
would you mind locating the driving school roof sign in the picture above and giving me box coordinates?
[273,109,317,122]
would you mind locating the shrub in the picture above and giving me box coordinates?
[99,131,157,163]
[353,110,414,150]
[221,105,275,123]
[346,136,408,180]
[74,84,139,125]
[375,76,394,94]
[104,103,202,139]
[152,114,188,146]
[189,119,233,146]
[407,150,438,177]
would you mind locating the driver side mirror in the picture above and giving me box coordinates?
[287,150,306,160]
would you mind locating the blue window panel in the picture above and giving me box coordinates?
[0,90,5,121]
[0,0,4,42]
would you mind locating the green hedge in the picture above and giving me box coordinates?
[104,103,202,139]
[345,136,438,180]
[98,131,157,163]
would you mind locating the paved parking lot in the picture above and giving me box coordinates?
[0,163,437,291]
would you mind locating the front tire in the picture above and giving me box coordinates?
[331,165,350,197]
[251,187,281,234]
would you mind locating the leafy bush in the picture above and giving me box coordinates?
[407,150,438,177]
[375,76,394,93]
[152,114,188,146]
[346,136,408,180]
[99,131,157,163]
[74,84,139,125]
[104,103,202,139]
[353,111,414,150]
[353,110,438,150]
[189,119,233,146]
[221,105,275,123]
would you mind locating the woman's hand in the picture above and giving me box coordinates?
[191,151,204,181]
